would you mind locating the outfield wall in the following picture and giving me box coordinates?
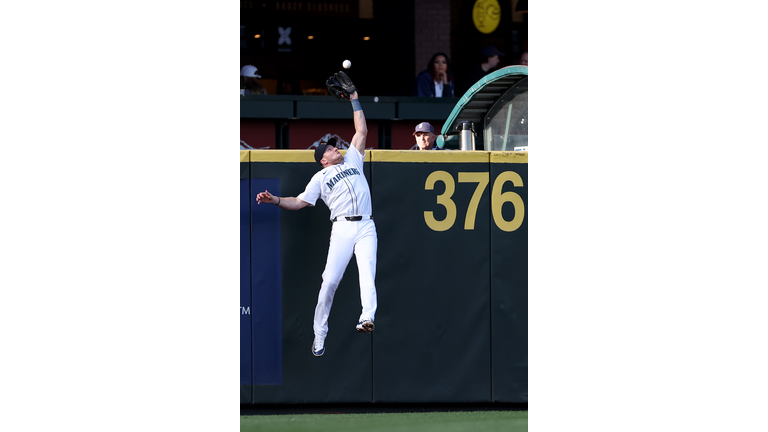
[240,149,528,404]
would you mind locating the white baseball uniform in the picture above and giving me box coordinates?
[297,147,377,338]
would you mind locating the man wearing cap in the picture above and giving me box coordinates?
[255,90,377,358]
[467,45,505,88]
[413,122,443,150]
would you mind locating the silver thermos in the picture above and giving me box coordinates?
[459,122,476,151]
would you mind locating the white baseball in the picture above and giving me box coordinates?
[343,60,351,69]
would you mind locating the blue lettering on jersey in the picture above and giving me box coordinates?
[325,168,361,190]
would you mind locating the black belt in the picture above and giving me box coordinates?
[332,215,373,222]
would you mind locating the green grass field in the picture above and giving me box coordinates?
[240,410,527,432]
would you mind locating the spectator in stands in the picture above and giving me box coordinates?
[518,51,528,66]
[467,45,505,86]
[415,52,455,98]
[277,69,303,95]
[240,65,267,96]
[412,122,443,150]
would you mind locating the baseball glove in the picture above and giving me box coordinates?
[326,71,357,99]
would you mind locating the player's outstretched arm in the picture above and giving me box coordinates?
[349,91,367,156]
[256,190,310,210]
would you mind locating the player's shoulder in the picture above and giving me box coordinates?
[345,146,364,160]
[309,166,330,182]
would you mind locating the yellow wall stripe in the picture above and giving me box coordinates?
[243,149,525,164]
[248,150,314,162]
[490,151,528,164]
[371,150,490,163]
[247,149,371,162]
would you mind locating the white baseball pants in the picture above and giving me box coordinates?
[313,219,378,338]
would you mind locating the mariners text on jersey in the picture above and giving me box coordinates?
[326,167,362,190]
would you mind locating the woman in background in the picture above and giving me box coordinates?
[240,65,267,96]
[415,52,455,97]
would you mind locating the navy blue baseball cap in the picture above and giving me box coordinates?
[314,138,337,166]
[413,122,434,135]
[481,45,505,57]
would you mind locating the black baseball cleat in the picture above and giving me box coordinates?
[356,320,374,333]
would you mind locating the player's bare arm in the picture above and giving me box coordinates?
[256,190,311,210]
[349,91,367,156]
[326,72,366,156]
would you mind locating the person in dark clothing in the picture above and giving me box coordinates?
[415,52,455,97]
[467,45,505,87]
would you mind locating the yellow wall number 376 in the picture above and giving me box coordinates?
[424,170,525,232]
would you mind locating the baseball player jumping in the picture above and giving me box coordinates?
[256,72,377,357]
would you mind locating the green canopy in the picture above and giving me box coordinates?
[440,66,528,150]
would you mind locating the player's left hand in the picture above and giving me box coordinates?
[256,190,273,204]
